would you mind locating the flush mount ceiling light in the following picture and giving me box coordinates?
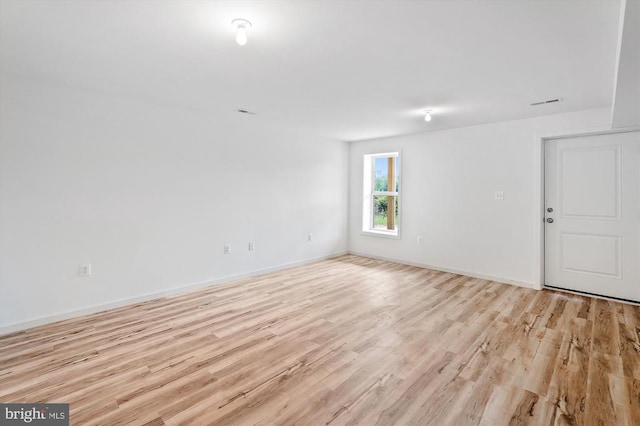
[232,19,252,46]
[423,110,433,122]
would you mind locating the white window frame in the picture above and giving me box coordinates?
[362,152,401,238]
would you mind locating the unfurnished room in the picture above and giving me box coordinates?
[0,0,639,425]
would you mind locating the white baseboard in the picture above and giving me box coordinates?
[347,251,538,289]
[0,251,348,336]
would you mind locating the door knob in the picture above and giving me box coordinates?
[546,218,554,223]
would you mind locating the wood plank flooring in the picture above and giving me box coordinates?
[1,255,639,425]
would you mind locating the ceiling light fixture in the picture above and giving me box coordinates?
[423,110,433,122]
[232,19,252,46]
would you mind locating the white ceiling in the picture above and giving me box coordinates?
[0,0,622,141]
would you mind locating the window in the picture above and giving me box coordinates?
[362,152,400,237]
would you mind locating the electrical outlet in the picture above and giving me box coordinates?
[494,191,504,200]
[248,241,255,251]
[307,233,313,242]
[79,263,92,277]
[224,245,231,254]
[417,236,423,245]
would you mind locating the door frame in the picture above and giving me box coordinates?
[536,125,640,292]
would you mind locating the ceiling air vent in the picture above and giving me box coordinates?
[530,97,563,106]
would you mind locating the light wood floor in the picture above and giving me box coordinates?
[1,255,638,425]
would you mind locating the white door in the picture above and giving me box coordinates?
[545,131,640,302]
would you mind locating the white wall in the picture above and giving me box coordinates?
[0,73,617,332]
[612,0,640,128]
[0,76,348,331]
[348,108,612,288]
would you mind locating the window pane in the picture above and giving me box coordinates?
[374,157,389,192]
[373,195,398,230]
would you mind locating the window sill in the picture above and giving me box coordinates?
[361,229,401,239]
